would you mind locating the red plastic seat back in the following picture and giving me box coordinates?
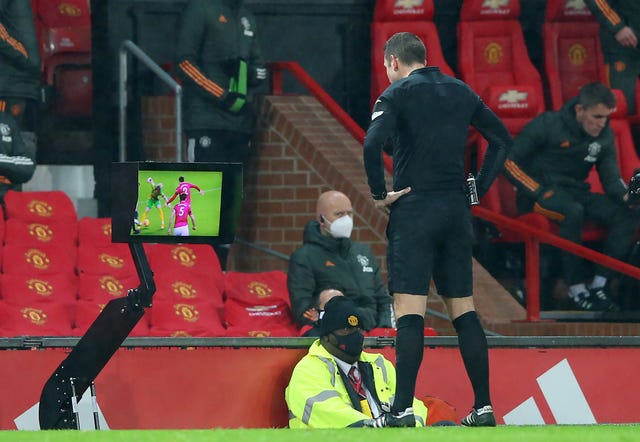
[458,0,544,113]
[78,217,113,247]
[370,21,455,105]
[3,190,78,224]
[373,0,435,22]
[76,244,137,279]
[542,0,604,110]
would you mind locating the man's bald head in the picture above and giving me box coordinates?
[317,191,354,235]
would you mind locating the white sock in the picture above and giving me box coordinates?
[569,283,588,298]
[590,275,607,289]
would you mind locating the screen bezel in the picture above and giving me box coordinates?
[111,162,243,244]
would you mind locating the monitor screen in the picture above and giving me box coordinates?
[111,162,243,244]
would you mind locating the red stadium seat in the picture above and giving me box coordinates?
[0,300,74,336]
[148,300,226,337]
[224,270,290,306]
[542,0,606,110]
[153,271,223,308]
[370,0,455,106]
[32,0,92,117]
[1,273,78,306]
[76,243,137,279]
[457,0,545,115]
[223,271,297,337]
[74,300,150,337]
[3,190,78,224]
[77,273,141,302]
[77,217,113,247]
[2,243,76,276]
[4,218,78,247]
[146,244,224,295]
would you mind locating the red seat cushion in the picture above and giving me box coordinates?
[77,273,141,302]
[1,273,78,306]
[148,300,226,337]
[2,243,76,276]
[76,244,137,278]
[153,271,223,308]
[4,218,78,247]
[0,300,74,336]
[146,244,224,295]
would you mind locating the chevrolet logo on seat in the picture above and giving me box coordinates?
[395,0,423,7]
[482,0,509,9]
[565,0,588,12]
[498,90,530,109]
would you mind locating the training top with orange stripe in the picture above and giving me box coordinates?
[503,96,627,206]
[0,0,41,100]
[585,0,640,59]
[175,0,265,133]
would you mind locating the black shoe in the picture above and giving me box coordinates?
[589,287,619,312]
[570,290,603,311]
[364,407,416,428]
[461,405,496,427]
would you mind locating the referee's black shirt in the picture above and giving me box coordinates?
[363,67,512,199]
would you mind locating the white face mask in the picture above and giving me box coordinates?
[326,215,353,239]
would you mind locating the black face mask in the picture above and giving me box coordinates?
[332,330,364,358]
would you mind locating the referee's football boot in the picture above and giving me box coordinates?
[461,405,496,427]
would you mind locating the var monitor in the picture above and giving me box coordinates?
[111,162,243,244]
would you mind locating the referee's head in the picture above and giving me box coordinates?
[384,32,426,67]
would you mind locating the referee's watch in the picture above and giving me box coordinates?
[371,190,387,201]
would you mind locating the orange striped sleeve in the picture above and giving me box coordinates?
[504,159,540,193]
[178,60,225,98]
[0,23,28,58]
[594,0,622,26]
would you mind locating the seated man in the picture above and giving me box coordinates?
[285,296,454,428]
[287,190,393,336]
[503,82,640,311]
[0,104,36,202]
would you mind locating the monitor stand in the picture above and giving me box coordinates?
[38,242,155,430]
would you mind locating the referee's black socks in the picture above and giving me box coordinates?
[392,314,424,413]
[453,311,491,409]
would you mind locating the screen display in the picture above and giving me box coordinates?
[111,162,243,244]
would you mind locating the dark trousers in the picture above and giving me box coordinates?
[533,187,640,284]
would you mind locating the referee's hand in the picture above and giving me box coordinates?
[373,186,411,214]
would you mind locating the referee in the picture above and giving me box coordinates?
[363,32,512,427]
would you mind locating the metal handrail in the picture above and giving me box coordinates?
[118,39,183,162]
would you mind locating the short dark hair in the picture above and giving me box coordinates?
[577,82,616,109]
[179,193,187,201]
[384,32,426,66]
[179,176,185,182]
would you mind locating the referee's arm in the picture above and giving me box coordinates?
[363,98,397,198]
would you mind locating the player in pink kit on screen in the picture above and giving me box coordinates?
[168,193,196,236]
[167,175,204,206]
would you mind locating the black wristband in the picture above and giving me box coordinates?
[372,190,387,201]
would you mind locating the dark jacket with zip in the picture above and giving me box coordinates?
[0,0,40,100]
[0,105,36,199]
[287,220,393,330]
[503,96,627,209]
[176,0,265,133]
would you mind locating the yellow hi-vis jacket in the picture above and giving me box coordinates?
[285,340,429,428]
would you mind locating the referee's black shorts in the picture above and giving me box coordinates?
[386,190,473,298]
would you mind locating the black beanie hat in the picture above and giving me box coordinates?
[319,296,361,335]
